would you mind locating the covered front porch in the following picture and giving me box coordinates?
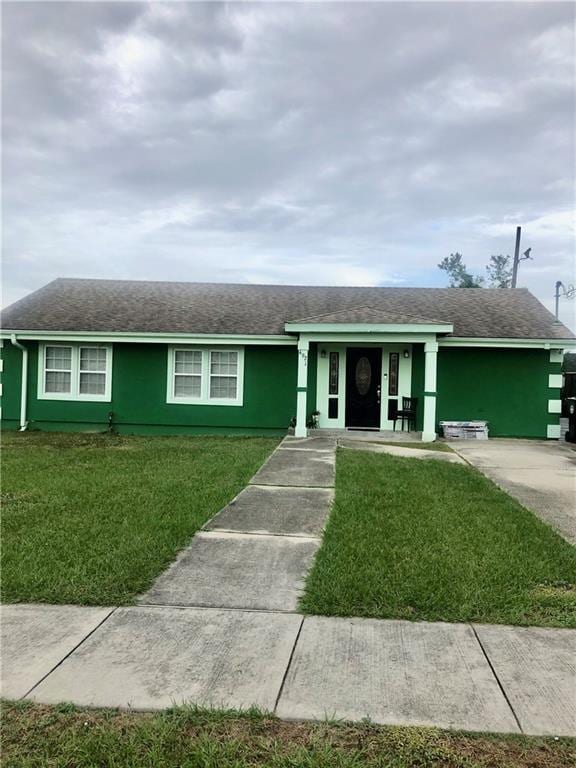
[285,308,453,442]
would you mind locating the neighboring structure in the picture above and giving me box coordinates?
[0,279,573,440]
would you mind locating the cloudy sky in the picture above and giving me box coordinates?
[3,1,575,327]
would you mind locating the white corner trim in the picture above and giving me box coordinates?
[549,348,564,362]
[166,346,245,406]
[547,424,561,439]
[0,358,3,373]
[37,343,113,402]
[548,399,562,414]
[548,373,563,389]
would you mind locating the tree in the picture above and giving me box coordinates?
[486,254,512,288]
[437,253,483,288]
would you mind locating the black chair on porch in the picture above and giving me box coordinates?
[393,397,418,432]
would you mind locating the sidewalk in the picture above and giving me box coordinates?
[2,437,575,737]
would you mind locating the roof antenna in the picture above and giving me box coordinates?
[555,280,575,322]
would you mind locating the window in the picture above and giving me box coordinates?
[167,347,244,406]
[329,352,339,395]
[39,344,112,401]
[44,346,72,394]
[210,351,238,399]
[388,352,399,396]
[174,350,202,398]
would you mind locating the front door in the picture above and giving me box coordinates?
[345,347,382,429]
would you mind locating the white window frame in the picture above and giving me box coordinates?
[167,346,244,406]
[38,343,113,402]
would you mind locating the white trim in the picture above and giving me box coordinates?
[548,373,563,389]
[1,330,295,346]
[295,338,309,437]
[550,348,564,363]
[548,399,562,414]
[37,343,113,402]
[166,346,244,406]
[547,424,561,439]
[285,321,453,334]
[315,343,414,431]
[439,337,573,349]
[296,332,439,344]
[0,358,3,372]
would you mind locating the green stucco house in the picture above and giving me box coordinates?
[1,279,573,441]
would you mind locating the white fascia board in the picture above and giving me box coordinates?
[439,337,575,349]
[285,322,453,334]
[295,332,440,344]
[2,330,297,346]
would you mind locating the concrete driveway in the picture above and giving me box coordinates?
[449,439,576,545]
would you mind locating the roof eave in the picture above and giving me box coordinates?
[284,321,454,334]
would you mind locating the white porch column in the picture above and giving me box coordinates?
[295,337,309,438]
[422,340,438,442]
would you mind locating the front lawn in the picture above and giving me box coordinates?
[3,701,574,768]
[300,449,576,627]
[1,432,277,605]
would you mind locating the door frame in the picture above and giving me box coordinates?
[344,346,383,429]
[315,343,413,430]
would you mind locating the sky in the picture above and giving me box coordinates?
[2,1,575,328]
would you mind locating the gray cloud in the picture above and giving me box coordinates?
[2,1,575,327]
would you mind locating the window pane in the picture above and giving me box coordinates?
[45,346,72,371]
[79,372,106,395]
[175,350,202,374]
[210,376,237,399]
[80,347,107,372]
[388,353,399,396]
[45,371,71,393]
[174,375,201,398]
[210,351,238,376]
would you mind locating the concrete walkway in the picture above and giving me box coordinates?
[449,439,576,545]
[2,436,575,736]
[140,436,336,611]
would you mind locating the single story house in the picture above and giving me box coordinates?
[0,278,574,441]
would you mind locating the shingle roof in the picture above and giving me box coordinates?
[1,278,573,340]
[288,306,449,325]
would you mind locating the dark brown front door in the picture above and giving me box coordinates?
[345,348,382,429]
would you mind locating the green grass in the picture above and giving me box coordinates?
[3,701,574,768]
[300,449,576,627]
[1,431,277,605]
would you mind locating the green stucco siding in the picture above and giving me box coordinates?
[1,341,297,435]
[436,347,554,438]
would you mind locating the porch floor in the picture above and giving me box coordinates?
[307,428,424,443]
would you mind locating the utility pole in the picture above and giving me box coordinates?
[511,226,532,288]
[511,226,521,288]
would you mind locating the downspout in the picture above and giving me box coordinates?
[10,334,28,431]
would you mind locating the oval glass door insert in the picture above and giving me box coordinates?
[355,356,371,395]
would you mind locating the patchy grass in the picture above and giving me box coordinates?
[1,431,277,605]
[300,449,576,627]
[2,701,574,768]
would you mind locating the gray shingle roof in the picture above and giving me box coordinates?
[1,278,573,339]
[288,306,449,325]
